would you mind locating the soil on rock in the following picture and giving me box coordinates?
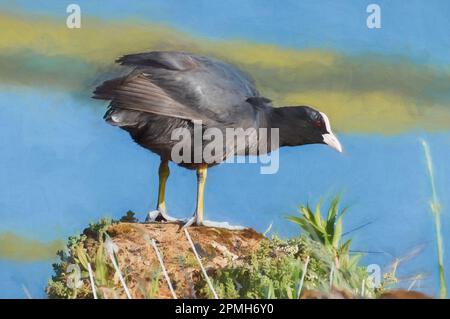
[84,222,263,299]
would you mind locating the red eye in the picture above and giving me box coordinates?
[314,120,322,128]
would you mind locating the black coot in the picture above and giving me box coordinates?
[93,51,342,227]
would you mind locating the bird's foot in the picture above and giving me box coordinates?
[145,208,182,223]
[183,217,246,230]
[182,216,198,228]
[203,220,246,230]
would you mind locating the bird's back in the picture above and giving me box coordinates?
[93,51,274,166]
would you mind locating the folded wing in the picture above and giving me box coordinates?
[94,51,271,126]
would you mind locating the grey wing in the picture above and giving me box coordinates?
[93,70,210,123]
[115,51,271,125]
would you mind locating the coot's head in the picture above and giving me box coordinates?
[302,106,342,152]
[272,106,342,152]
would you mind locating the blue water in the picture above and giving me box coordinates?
[0,88,449,298]
[7,0,450,64]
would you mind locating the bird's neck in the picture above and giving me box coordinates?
[269,107,311,147]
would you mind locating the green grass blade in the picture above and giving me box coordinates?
[94,241,108,286]
[421,139,447,299]
[332,217,342,249]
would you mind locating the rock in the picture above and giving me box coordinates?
[379,289,432,299]
[86,222,264,299]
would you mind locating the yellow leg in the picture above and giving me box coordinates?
[147,159,181,222]
[195,164,208,225]
[157,160,170,213]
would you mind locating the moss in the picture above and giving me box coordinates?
[119,211,139,223]
[46,218,115,299]
[46,200,398,299]
[198,235,390,299]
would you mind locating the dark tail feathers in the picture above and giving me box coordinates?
[92,76,127,100]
